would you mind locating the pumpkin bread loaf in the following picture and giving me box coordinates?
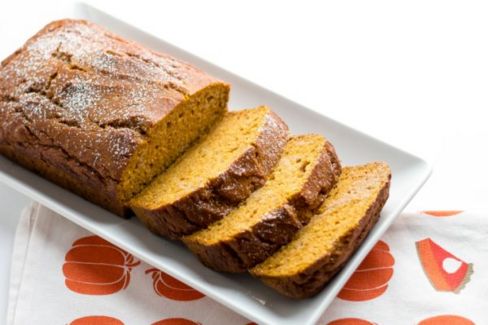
[0,19,229,216]
[250,162,391,298]
[183,134,341,272]
[130,106,289,239]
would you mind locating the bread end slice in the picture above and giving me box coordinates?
[250,162,391,298]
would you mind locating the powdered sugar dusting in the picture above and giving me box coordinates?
[108,135,131,157]
[61,76,98,122]
[0,20,206,173]
[91,51,117,74]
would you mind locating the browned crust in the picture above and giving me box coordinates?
[0,19,228,216]
[132,110,289,239]
[183,139,342,272]
[293,139,341,224]
[255,176,391,298]
[0,143,124,215]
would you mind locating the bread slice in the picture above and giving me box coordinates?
[130,106,288,239]
[250,162,391,298]
[183,135,341,272]
[0,19,229,216]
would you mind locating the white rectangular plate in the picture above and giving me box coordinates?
[0,3,432,324]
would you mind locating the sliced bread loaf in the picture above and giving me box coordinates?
[183,134,341,272]
[130,106,288,239]
[250,162,391,298]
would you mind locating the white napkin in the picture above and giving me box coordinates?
[7,203,488,325]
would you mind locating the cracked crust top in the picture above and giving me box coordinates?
[0,19,226,214]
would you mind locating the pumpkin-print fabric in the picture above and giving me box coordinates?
[337,240,395,301]
[70,315,125,325]
[63,236,140,295]
[146,268,205,301]
[6,204,487,324]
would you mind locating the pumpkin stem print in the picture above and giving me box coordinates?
[416,238,473,293]
[63,235,140,295]
[146,268,205,301]
[338,240,395,301]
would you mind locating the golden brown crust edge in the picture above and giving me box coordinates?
[132,110,290,240]
[255,175,391,298]
[183,138,342,273]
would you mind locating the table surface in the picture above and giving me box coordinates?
[1,0,488,322]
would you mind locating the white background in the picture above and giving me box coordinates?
[1,0,487,322]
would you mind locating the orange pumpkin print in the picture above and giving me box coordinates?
[63,235,140,295]
[70,315,124,325]
[152,318,201,325]
[422,210,463,217]
[146,268,205,301]
[416,238,473,293]
[328,318,375,325]
[338,240,394,301]
[418,314,474,325]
